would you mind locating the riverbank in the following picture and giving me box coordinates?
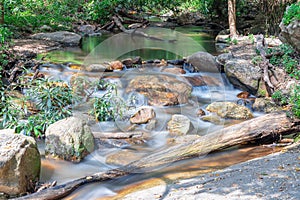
[121,142,300,200]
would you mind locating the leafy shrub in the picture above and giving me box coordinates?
[0,78,74,137]
[283,2,300,25]
[290,85,300,118]
[272,90,288,105]
[269,44,299,80]
[90,82,126,121]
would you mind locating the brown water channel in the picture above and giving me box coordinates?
[37,26,277,199]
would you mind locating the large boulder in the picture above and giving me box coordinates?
[45,117,95,162]
[225,59,261,95]
[167,114,192,136]
[31,31,81,46]
[0,130,40,195]
[279,18,300,52]
[206,102,253,119]
[186,51,219,72]
[126,74,192,106]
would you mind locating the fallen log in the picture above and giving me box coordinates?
[15,113,300,200]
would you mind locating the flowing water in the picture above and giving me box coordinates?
[37,26,276,199]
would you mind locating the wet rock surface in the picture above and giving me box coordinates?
[187,51,219,73]
[126,74,192,106]
[206,101,253,119]
[225,59,261,95]
[130,107,156,124]
[45,117,95,162]
[0,130,40,195]
[167,114,192,136]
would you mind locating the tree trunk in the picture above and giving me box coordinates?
[228,0,237,37]
[16,113,300,200]
[0,0,4,24]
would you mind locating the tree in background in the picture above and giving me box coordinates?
[228,0,237,37]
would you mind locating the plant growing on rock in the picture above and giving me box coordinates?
[283,2,300,25]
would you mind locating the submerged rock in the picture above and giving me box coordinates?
[106,150,146,166]
[162,67,186,75]
[126,74,192,106]
[130,107,156,124]
[206,101,253,119]
[201,114,225,125]
[167,114,192,136]
[187,51,219,72]
[0,130,40,195]
[225,59,261,95]
[45,117,95,162]
[31,31,81,46]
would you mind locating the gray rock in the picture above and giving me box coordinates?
[187,51,219,72]
[279,16,300,52]
[167,114,192,136]
[206,102,253,119]
[216,53,234,66]
[225,59,261,95]
[130,107,156,124]
[106,150,146,166]
[252,98,282,113]
[0,130,40,195]
[86,64,107,72]
[31,31,81,46]
[78,25,95,35]
[45,117,95,162]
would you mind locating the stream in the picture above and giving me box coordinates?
[37,26,279,199]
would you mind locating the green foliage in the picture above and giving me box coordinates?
[225,37,238,45]
[0,78,74,137]
[0,25,12,86]
[283,2,300,25]
[90,81,125,122]
[251,56,263,65]
[290,85,300,118]
[294,133,300,142]
[272,90,288,105]
[269,44,300,119]
[248,34,255,44]
[269,44,299,80]
[3,0,86,30]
